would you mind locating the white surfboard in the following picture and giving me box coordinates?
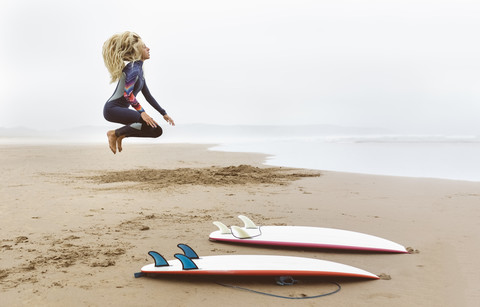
[140,244,378,279]
[209,215,407,253]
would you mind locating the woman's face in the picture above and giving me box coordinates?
[141,42,150,60]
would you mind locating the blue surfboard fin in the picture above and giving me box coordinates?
[174,253,199,270]
[148,251,169,267]
[177,244,199,259]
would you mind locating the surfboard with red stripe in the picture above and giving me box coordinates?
[209,215,407,253]
[140,244,378,279]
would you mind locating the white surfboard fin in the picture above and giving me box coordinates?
[231,226,253,239]
[213,221,231,234]
[238,215,258,229]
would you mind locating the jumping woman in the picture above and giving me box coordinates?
[102,31,175,154]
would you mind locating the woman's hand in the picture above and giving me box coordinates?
[141,112,159,128]
[163,114,175,126]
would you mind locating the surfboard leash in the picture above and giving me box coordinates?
[215,277,341,300]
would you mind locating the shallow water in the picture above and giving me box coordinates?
[211,136,480,182]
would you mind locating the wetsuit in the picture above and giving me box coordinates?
[103,61,166,138]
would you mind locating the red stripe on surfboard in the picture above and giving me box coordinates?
[141,269,379,279]
[209,237,407,253]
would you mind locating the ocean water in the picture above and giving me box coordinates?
[2,126,479,182]
[210,135,480,182]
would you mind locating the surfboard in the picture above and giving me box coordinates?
[139,244,378,279]
[209,215,407,253]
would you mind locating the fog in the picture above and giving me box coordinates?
[1,0,479,134]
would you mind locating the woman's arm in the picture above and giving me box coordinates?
[141,81,166,115]
[142,82,175,126]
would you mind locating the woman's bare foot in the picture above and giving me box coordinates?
[116,135,125,152]
[107,130,117,154]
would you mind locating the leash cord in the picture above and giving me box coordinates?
[215,280,341,300]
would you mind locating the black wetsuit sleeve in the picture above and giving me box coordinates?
[141,81,167,116]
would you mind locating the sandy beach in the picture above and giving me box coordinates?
[0,143,479,306]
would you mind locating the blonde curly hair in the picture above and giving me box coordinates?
[102,31,144,83]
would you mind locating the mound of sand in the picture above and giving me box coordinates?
[84,165,320,189]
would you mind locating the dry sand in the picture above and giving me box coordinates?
[0,143,479,306]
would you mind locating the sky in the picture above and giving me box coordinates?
[1,0,479,134]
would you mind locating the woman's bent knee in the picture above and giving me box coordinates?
[153,126,163,138]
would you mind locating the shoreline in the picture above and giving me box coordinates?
[2,141,479,184]
[1,143,479,306]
